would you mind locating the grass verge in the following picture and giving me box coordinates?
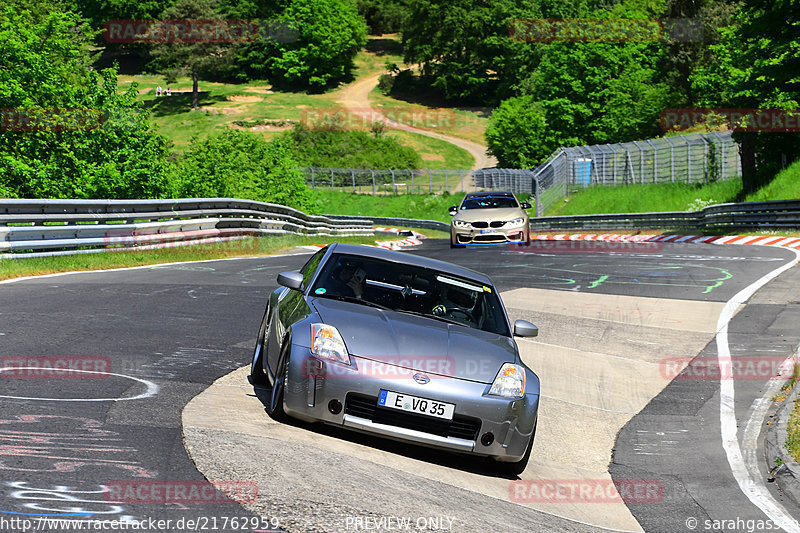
[545,179,744,216]
[311,189,467,222]
[546,159,800,217]
[0,232,441,282]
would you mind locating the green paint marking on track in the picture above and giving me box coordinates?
[588,275,609,289]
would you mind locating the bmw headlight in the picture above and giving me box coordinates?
[310,324,350,365]
[507,217,526,228]
[488,363,526,398]
[453,219,471,228]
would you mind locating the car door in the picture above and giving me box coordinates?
[268,248,327,372]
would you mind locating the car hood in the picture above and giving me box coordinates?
[311,298,517,383]
[454,208,526,223]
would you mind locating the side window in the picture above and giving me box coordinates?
[300,249,326,288]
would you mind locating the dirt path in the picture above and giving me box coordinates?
[336,72,496,191]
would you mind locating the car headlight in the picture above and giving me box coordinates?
[488,363,525,398]
[453,219,471,228]
[311,323,350,365]
[507,217,526,228]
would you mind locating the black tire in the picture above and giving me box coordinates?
[503,423,535,477]
[249,313,269,385]
[267,340,290,421]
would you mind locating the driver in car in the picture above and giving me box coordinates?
[333,260,367,298]
[432,285,477,323]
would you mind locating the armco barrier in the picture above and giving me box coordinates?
[0,199,373,257]
[323,214,449,233]
[3,197,798,258]
[529,199,800,232]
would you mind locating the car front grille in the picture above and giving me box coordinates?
[345,394,481,441]
[466,221,506,229]
[473,234,507,243]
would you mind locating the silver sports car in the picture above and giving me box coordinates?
[250,243,540,475]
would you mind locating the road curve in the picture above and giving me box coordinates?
[2,241,799,533]
[335,72,497,189]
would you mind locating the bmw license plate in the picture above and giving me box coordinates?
[378,390,455,420]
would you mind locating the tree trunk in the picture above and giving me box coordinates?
[192,72,199,110]
[739,133,758,194]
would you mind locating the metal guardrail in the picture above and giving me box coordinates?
[0,199,374,257]
[323,214,449,233]
[529,199,800,231]
[2,197,797,258]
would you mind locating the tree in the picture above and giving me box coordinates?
[269,0,367,90]
[283,124,422,169]
[519,40,671,147]
[401,0,542,104]
[150,0,231,109]
[175,129,315,211]
[358,0,410,34]
[0,6,173,199]
[485,96,552,167]
[691,0,800,192]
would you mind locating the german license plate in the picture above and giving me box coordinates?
[377,390,455,420]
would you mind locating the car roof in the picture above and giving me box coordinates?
[327,243,494,285]
[463,191,516,199]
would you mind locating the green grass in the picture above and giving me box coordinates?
[386,130,474,170]
[545,179,744,216]
[123,36,408,151]
[311,189,466,222]
[370,85,490,146]
[0,233,431,282]
[545,159,800,218]
[744,159,800,202]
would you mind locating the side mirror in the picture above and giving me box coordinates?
[514,320,538,337]
[277,271,304,290]
[448,205,458,216]
[520,202,532,210]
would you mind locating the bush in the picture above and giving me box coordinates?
[0,7,173,199]
[283,124,422,169]
[174,129,315,211]
[485,96,552,168]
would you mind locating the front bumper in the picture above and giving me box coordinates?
[451,225,528,245]
[282,347,539,461]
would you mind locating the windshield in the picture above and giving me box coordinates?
[460,195,519,210]
[310,253,510,336]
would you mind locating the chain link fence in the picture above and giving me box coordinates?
[300,131,742,218]
[475,131,742,216]
[300,167,472,195]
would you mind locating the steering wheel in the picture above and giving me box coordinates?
[432,305,473,322]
